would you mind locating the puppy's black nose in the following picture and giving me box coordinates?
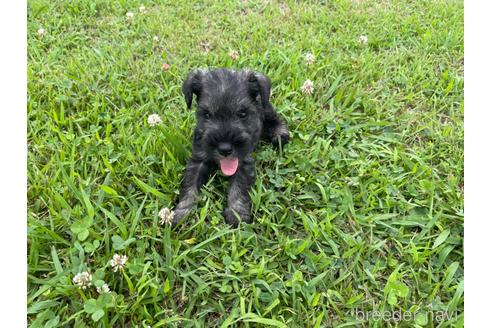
[217,142,233,156]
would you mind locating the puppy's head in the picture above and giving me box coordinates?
[182,69,270,176]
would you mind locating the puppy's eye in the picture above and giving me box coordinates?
[203,110,211,119]
[238,109,248,119]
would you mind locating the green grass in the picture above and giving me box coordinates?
[27,0,464,327]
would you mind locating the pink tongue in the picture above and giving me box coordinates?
[219,157,239,176]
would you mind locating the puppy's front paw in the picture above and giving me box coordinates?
[172,206,191,226]
[272,124,289,147]
[224,207,252,228]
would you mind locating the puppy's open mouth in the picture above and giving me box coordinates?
[219,157,239,176]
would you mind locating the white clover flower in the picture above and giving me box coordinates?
[301,79,314,95]
[147,113,162,127]
[110,253,128,272]
[37,28,46,37]
[159,207,175,225]
[358,35,368,44]
[229,50,239,60]
[305,52,315,65]
[153,35,159,42]
[96,283,111,294]
[199,41,212,53]
[126,12,134,20]
[161,63,170,71]
[139,5,146,13]
[73,271,92,290]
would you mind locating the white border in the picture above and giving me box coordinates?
[0,0,27,325]
[464,0,492,326]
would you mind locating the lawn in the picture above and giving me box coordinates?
[27,0,464,327]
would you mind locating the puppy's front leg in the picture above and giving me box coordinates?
[224,156,255,227]
[174,158,214,225]
[261,103,289,147]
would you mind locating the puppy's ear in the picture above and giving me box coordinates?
[182,70,204,109]
[247,72,271,109]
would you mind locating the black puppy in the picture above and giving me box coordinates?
[173,68,289,227]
